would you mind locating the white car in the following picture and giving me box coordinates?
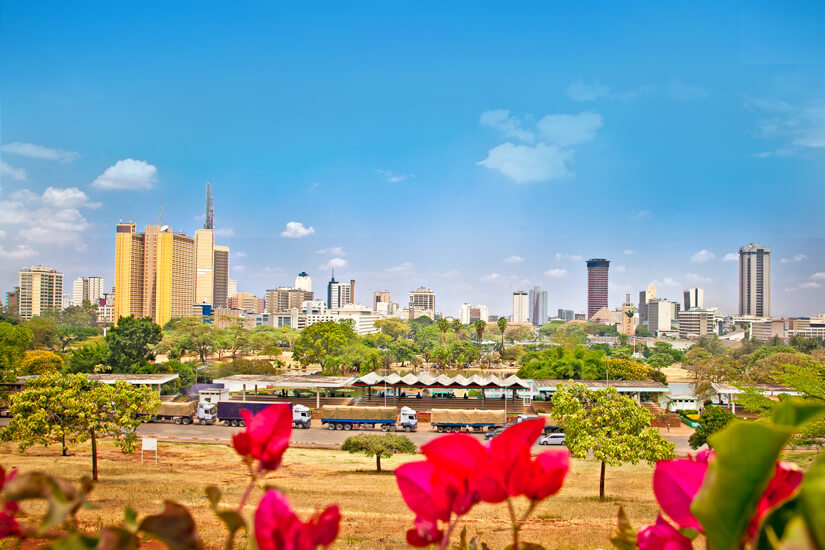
[539,433,566,446]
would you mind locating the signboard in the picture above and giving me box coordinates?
[141,437,158,464]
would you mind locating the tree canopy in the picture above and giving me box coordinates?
[105,316,163,372]
[341,433,416,472]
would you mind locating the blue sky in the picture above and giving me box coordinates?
[1,2,824,317]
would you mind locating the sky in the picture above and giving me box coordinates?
[1,1,824,318]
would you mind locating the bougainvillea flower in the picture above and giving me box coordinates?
[488,419,545,496]
[421,434,506,504]
[0,467,20,539]
[395,461,452,523]
[747,461,804,538]
[652,456,708,531]
[232,404,292,471]
[518,450,570,502]
[637,514,694,550]
[254,489,340,550]
[405,515,444,547]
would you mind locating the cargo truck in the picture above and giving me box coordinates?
[320,405,418,432]
[430,409,506,433]
[198,401,312,429]
[151,401,198,424]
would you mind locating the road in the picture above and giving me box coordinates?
[137,422,695,455]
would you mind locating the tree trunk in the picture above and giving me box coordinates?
[91,429,99,481]
[376,454,381,473]
[62,433,67,456]
[599,461,606,502]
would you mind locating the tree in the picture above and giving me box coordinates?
[473,320,486,344]
[293,321,357,373]
[451,318,463,341]
[24,317,60,350]
[552,382,675,501]
[105,316,163,372]
[497,317,507,357]
[374,318,411,341]
[163,317,215,363]
[688,405,735,450]
[788,334,821,353]
[67,342,109,373]
[635,325,651,338]
[19,350,63,375]
[646,352,674,369]
[0,321,33,380]
[436,318,450,345]
[1,373,160,480]
[341,433,416,472]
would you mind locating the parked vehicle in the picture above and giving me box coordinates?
[199,401,311,429]
[152,401,198,425]
[319,405,418,432]
[539,433,566,446]
[430,409,505,433]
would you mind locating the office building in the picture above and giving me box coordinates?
[295,272,312,292]
[229,292,265,314]
[647,299,672,336]
[471,305,489,323]
[72,276,104,307]
[266,287,313,313]
[213,245,230,308]
[409,287,436,319]
[459,303,471,325]
[373,291,391,312]
[113,223,195,326]
[228,279,238,298]
[620,294,635,336]
[327,276,354,310]
[512,290,529,323]
[204,182,214,230]
[679,309,714,339]
[528,286,548,326]
[5,287,20,317]
[19,266,63,321]
[638,284,656,324]
[683,288,704,311]
[671,301,681,321]
[557,309,574,322]
[739,243,771,317]
[194,228,215,306]
[586,259,610,319]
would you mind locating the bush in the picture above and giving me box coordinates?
[341,433,417,472]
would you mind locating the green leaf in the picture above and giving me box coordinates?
[123,507,138,531]
[216,510,246,535]
[771,399,825,428]
[97,527,140,550]
[799,451,825,549]
[204,485,221,508]
[754,498,800,550]
[45,533,99,550]
[609,506,638,550]
[3,472,91,533]
[139,501,203,550]
[776,516,818,549]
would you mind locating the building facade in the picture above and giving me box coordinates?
[19,267,63,321]
[638,284,656,324]
[528,286,548,326]
[586,259,610,319]
[683,288,704,311]
[739,243,771,317]
[373,290,391,312]
[459,303,471,325]
[213,245,230,308]
[228,292,265,314]
[679,309,714,339]
[647,299,672,336]
[295,272,312,292]
[194,228,215,306]
[409,287,436,319]
[327,277,354,310]
[512,290,529,323]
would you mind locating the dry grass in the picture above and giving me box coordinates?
[1,440,661,549]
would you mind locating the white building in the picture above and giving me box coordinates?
[459,303,472,325]
[683,288,704,311]
[295,271,312,292]
[228,279,238,298]
[647,299,672,336]
[512,291,528,323]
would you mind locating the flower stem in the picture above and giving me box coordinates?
[439,517,459,550]
[237,464,260,513]
[507,498,520,550]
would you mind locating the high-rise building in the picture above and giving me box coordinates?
[679,309,714,339]
[373,291,391,312]
[739,243,772,317]
[459,303,471,325]
[683,288,704,311]
[72,276,104,307]
[620,293,636,336]
[408,287,436,319]
[647,299,672,336]
[670,301,681,321]
[295,272,312,292]
[229,292,265,314]
[528,286,548,326]
[327,276,354,310]
[266,287,313,313]
[19,266,63,321]
[557,308,574,322]
[471,305,489,323]
[228,279,238,298]
[638,284,656,323]
[213,245,230,308]
[512,290,529,323]
[204,182,214,230]
[586,259,610,319]
[194,228,215,306]
[113,223,195,326]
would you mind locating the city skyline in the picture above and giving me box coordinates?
[1,3,824,317]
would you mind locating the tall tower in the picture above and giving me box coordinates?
[528,286,548,326]
[738,243,771,317]
[295,272,312,292]
[683,288,704,311]
[586,258,610,319]
[512,290,529,323]
[204,182,214,230]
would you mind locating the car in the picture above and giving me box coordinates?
[484,427,506,440]
[539,433,566,446]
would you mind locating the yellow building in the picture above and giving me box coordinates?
[19,266,63,320]
[194,228,215,306]
[114,223,195,326]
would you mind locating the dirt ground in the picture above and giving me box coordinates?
[1,440,663,549]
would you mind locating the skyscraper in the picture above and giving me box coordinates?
[295,272,312,292]
[459,303,471,324]
[638,284,656,323]
[373,290,391,311]
[408,287,436,319]
[528,286,548,326]
[683,288,704,311]
[586,259,610,319]
[19,266,63,321]
[213,245,230,308]
[512,290,529,323]
[194,228,215,305]
[73,276,104,307]
[738,243,771,317]
[327,276,354,309]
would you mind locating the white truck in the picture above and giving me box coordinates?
[320,405,418,432]
[195,400,312,429]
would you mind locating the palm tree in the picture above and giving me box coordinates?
[497,317,508,357]
[436,317,450,345]
[451,319,463,341]
[473,320,486,344]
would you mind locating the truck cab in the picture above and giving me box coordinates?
[292,404,311,429]
[399,406,418,432]
[197,401,218,425]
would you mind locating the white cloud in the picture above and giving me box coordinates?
[786,281,822,291]
[280,221,315,238]
[235,251,247,258]
[504,255,524,264]
[1,142,79,162]
[386,262,413,273]
[811,272,825,280]
[723,252,738,262]
[686,273,713,284]
[623,249,634,255]
[0,244,38,260]
[317,246,345,256]
[478,142,572,183]
[566,79,610,102]
[480,272,504,282]
[91,159,157,190]
[41,186,101,209]
[544,268,567,278]
[0,229,5,239]
[691,249,716,263]
[0,160,27,181]
[479,110,535,142]
[537,112,603,146]
[634,210,651,220]
[780,254,807,264]
[321,257,347,271]
[232,265,246,272]
[747,99,825,155]
[555,253,583,262]
[375,169,415,183]
[652,277,680,288]
[615,265,627,273]
[214,227,234,237]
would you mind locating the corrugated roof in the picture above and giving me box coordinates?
[533,379,669,392]
[86,374,180,384]
[353,373,532,389]
[213,374,355,388]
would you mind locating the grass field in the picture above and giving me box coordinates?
[3,440,664,549]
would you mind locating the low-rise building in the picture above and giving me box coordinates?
[678,309,714,339]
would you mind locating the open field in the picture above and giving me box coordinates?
[2,439,665,549]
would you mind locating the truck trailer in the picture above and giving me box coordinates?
[152,401,198,424]
[430,409,506,433]
[320,405,418,432]
[198,401,311,429]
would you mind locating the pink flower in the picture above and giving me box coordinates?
[637,514,694,550]
[652,456,708,531]
[421,433,506,504]
[488,419,545,497]
[254,489,340,550]
[0,467,20,539]
[519,450,570,502]
[406,516,444,547]
[747,462,803,538]
[232,404,293,471]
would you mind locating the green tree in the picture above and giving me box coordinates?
[517,345,605,380]
[552,382,675,501]
[497,317,507,356]
[788,334,821,353]
[341,433,417,472]
[688,405,735,450]
[1,373,160,480]
[436,317,450,345]
[67,342,109,373]
[24,316,60,350]
[293,321,357,373]
[451,318,463,341]
[635,325,651,338]
[374,318,411,341]
[105,316,163,372]
[389,339,418,368]
[162,317,215,363]
[19,350,63,375]
[646,352,674,369]
[473,320,486,344]
[0,321,33,380]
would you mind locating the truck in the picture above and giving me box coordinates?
[430,409,506,433]
[152,401,198,424]
[197,401,312,429]
[320,405,418,432]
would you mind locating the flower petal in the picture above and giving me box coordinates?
[254,490,301,550]
[395,461,450,522]
[307,504,341,546]
[246,404,293,471]
[637,514,694,550]
[653,458,707,531]
[523,450,570,501]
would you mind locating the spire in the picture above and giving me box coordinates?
[204,182,214,229]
